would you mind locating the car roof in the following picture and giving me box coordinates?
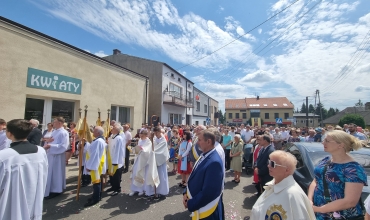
[295,142,370,155]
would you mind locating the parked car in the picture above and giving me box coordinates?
[285,142,370,202]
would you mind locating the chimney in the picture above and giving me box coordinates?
[365,102,370,111]
[257,96,259,100]
[113,49,121,55]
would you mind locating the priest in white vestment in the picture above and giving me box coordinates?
[129,129,159,196]
[106,124,125,196]
[250,150,315,220]
[84,126,107,207]
[0,119,48,220]
[0,119,11,150]
[145,127,170,198]
[44,117,69,199]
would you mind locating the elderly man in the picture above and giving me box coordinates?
[183,130,224,219]
[305,129,316,142]
[84,126,107,207]
[44,117,69,199]
[0,119,11,150]
[27,119,42,145]
[249,151,315,220]
[106,124,125,196]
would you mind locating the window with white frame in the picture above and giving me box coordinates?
[196,102,200,111]
[169,83,182,99]
[111,106,131,124]
[169,113,182,125]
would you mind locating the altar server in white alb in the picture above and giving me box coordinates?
[0,119,48,220]
[0,119,11,150]
[44,117,69,199]
[106,123,125,196]
[145,127,170,199]
[129,129,159,196]
[250,150,315,220]
[84,126,107,207]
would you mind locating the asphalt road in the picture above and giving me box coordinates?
[43,165,258,220]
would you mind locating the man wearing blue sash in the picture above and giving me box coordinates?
[183,130,224,220]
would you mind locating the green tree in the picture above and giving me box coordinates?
[327,107,336,118]
[338,114,366,128]
[308,104,315,113]
[355,99,364,107]
[300,103,307,113]
[218,110,226,124]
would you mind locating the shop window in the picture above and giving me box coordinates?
[52,100,74,123]
[24,98,44,125]
[111,106,131,124]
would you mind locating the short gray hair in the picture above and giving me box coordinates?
[114,124,123,132]
[207,127,221,143]
[30,119,39,126]
[197,125,206,131]
[95,126,104,136]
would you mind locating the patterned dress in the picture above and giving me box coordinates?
[313,156,367,220]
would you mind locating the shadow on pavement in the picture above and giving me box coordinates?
[163,210,190,220]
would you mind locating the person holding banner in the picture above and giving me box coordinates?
[106,124,125,196]
[84,126,107,207]
[183,130,224,219]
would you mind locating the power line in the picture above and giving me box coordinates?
[176,0,300,71]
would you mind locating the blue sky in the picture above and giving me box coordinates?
[1,0,370,111]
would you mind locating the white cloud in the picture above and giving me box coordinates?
[94,50,108,57]
[38,0,255,71]
[191,75,206,83]
[355,85,370,92]
[258,28,262,34]
[238,70,276,84]
[219,6,224,11]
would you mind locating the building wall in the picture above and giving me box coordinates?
[192,115,207,126]
[103,54,163,122]
[209,99,219,125]
[225,108,294,125]
[193,87,209,117]
[161,104,186,125]
[295,116,320,127]
[0,21,147,130]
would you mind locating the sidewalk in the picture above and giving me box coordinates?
[65,154,136,184]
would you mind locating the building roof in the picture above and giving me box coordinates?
[293,113,319,117]
[225,97,294,109]
[104,51,194,84]
[322,107,370,126]
[193,86,217,103]
[0,16,148,80]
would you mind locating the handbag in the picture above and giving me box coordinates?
[322,160,365,220]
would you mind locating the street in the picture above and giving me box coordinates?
[42,164,258,220]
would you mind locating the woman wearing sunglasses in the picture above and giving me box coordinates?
[308,130,367,220]
[250,150,315,220]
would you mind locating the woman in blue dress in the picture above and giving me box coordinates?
[307,130,367,220]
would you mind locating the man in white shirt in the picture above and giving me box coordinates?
[0,119,11,150]
[123,123,132,173]
[44,117,69,199]
[241,124,254,144]
[0,119,48,220]
[107,124,125,196]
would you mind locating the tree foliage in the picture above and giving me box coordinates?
[300,103,307,113]
[338,114,366,128]
[218,110,226,124]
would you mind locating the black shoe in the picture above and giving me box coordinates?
[153,195,160,201]
[123,169,128,173]
[44,192,62,200]
[106,187,114,193]
[84,200,99,207]
[111,191,119,196]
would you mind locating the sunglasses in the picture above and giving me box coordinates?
[268,159,287,168]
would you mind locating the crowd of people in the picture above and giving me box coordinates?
[1,117,370,219]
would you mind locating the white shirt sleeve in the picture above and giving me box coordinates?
[365,195,370,215]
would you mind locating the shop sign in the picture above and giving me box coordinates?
[27,68,82,95]
[233,119,243,122]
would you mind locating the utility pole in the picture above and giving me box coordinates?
[306,96,309,128]
[316,90,324,127]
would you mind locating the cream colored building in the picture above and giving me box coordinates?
[0,17,148,130]
[225,97,294,127]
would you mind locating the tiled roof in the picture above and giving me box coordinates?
[322,107,370,126]
[225,97,294,109]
